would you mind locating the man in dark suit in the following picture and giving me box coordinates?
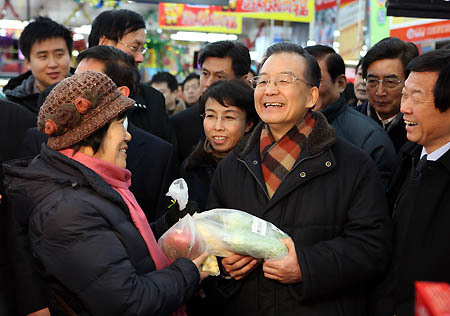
[0,99,36,316]
[357,37,418,152]
[88,9,175,144]
[170,40,251,162]
[371,49,450,316]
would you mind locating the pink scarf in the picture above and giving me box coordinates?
[60,149,186,316]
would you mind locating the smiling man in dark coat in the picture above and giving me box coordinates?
[207,42,392,316]
[371,49,450,316]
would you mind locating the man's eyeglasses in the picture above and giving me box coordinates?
[200,113,244,125]
[249,73,312,89]
[118,42,147,55]
[365,77,403,90]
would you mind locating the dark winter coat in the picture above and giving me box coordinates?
[0,99,36,163]
[322,95,396,186]
[356,101,407,152]
[3,144,200,316]
[371,142,450,316]
[180,140,217,212]
[3,71,40,114]
[19,123,178,223]
[207,111,392,316]
[170,103,205,162]
[130,83,176,144]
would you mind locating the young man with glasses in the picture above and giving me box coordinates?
[304,45,396,187]
[358,37,419,152]
[207,42,391,316]
[371,49,450,316]
[88,9,174,144]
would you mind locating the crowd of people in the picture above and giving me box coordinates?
[1,7,450,316]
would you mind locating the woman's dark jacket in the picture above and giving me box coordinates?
[3,144,200,316]
[180,140,217,212]
[207,112,392,316]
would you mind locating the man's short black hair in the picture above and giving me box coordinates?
[198,40,250,78]
[19,16,73,60]
[361,37,419,79]
[406,49,450,113]
[88,9,146,47]
[305,45,345,83]
[199,79,259,128]
[182,73,200,90]
[150,72,179,92]
[260,42,321,88]
[76,46,139,98]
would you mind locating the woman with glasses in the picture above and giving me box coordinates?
[181,80,259,212]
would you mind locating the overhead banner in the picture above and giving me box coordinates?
[315,0,336,12]
[390,19,450,43]
[220,0,314,23]
[158,3,242,34]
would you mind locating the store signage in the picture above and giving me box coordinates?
[390,20,450,43]
[220,0,314,22]
[136,0,228,5]
[158,3,242,34]
[315,0,336,11]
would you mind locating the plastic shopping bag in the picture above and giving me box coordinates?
[193,209,289,260]
[166,178,189,211]
[158,214,219,275]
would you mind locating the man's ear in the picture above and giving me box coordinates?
[118,86,130,97]
[336,74,347,94]
[99,36,115,46]
[307,86,320,109]
[24,58,30,69]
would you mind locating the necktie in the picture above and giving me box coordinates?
[413,154,428,178]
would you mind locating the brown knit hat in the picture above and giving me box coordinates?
[38,71,135,150]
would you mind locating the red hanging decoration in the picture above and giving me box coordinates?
[0,0,21,20]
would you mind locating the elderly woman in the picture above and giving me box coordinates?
[181,79,259,212]
[3,71,207,316]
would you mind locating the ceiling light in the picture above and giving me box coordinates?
[170,32,238,42]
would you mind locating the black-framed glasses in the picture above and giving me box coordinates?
[365,77,403,89]
[249,73,312,89]
[118,42,147,55]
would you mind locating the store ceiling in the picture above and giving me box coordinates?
[2,0,158,27]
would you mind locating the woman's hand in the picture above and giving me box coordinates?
[222,254,259,280]
[262,238,302,284]
[192,252,210,282]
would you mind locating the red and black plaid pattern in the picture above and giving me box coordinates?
[260,112,316,198]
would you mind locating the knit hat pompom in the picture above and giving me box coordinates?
[38,71,135,150]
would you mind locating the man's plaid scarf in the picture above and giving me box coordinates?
[260,111,316,198]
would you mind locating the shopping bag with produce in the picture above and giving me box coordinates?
[192,209,290,260]
[158,214,219,275]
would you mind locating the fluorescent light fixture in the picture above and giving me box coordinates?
[73,25,92,35]
[0,19,28,30]
[73,33,85,41]
[170,31,238,42]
